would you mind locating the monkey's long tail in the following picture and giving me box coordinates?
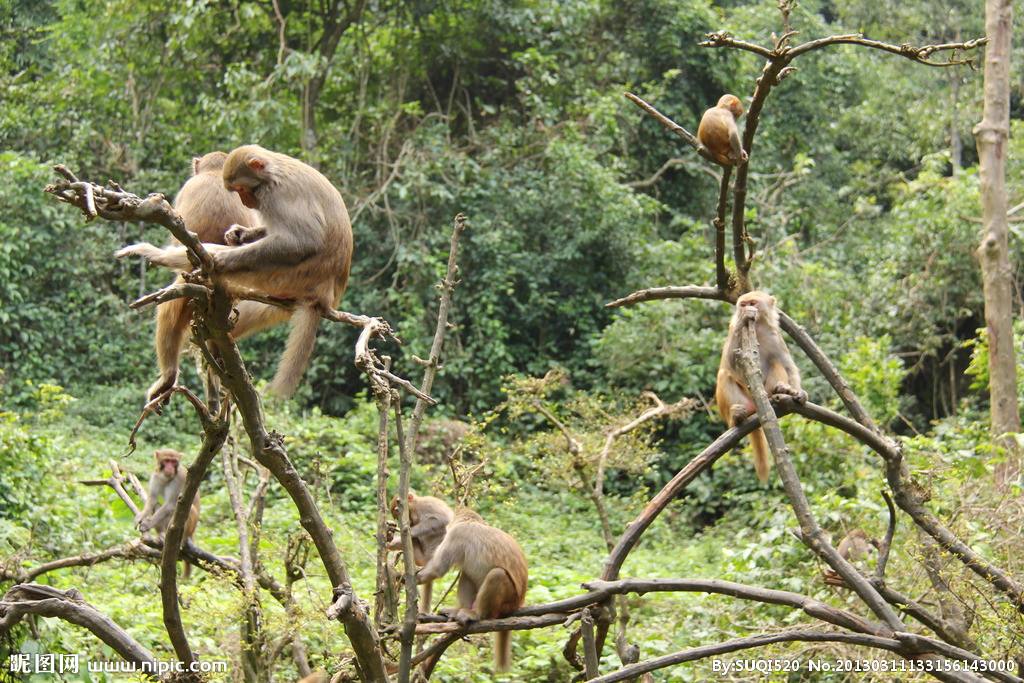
[751,428,771,483]
[269,305,320,397]
[494,631,512,673]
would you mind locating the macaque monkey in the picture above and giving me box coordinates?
[417,509,528,672]
[147,151,261,404]
[136,449,201,577]
[117,144,353,397]
[697,94,748,166]
[715,291,806,482]
[387,492,455,612]
[823,529,880,587]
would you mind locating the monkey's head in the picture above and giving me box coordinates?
[192,151,228,176]
[390,492,419,520]
[154,449,183,477]
[735,290,779,324]
[223,145,274,209]
[716,94,745,120]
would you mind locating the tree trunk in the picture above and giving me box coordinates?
[973,0,1020,485]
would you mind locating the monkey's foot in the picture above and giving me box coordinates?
[729,403,752,424]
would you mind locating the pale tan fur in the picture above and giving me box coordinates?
[387,492,455,612]
[697,94,748,166]
[715,291,805,482]
[118,144,353,397]
[417,508,528,672]
[136,449,201,577]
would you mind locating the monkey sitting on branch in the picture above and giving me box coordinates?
[387,491,454,612]
[716,291,806,481]
[698,94,748,166]
[136,449,201,577]
[117,144,353,398]
[416,508,528,672]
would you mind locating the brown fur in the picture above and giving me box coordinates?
[715,291,805,482]
[117,144,353,397]
[417,508,528,672]
[136,449,201,577]
[697,94,748,166]
[387,492,455,612]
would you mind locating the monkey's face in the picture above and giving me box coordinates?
[230,185,259,209]
[223,156,268,209]
[158,457,179,477]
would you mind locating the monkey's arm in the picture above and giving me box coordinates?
[728,128,748,163]
[116,231,320,273]
[417,537,457,583]
[135,476,165,528]
[410,515,449,539]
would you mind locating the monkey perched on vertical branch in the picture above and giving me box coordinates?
[117,144,353,397]
[697,94,748,166]
[387,492,454,612]
[716,291,806,482]
[136,449,201,577]
[416,509,528,672]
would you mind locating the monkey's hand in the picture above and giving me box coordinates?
[136,514,153,533]
[739,306,758,321]
[224,224,266,246]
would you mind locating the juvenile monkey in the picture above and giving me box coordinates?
[136,449,201,577]
[417,508,528,672]
[697,94,748,166]
[387,492,455,612]
[117,144,353,397]
[824,529,880,586]
[715,291,806,482]
[147,151,261,404]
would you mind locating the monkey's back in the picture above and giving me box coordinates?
[697,108,737,166]
[450,519,528,601]
[173,172,256,245]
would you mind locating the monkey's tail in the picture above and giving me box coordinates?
[268,306,320,397]
[421,580,433,614]
[751,428,771,483]
[494,631,512,673]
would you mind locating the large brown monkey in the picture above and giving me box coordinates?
[697,94,748,166]
[147,151,261,404]
[715,291,806,482]
[117,144,353,397]
[136,449,201,577]
[387,492,454,612]
[417,509,528,672]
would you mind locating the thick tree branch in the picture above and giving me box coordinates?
[0,584,158,676]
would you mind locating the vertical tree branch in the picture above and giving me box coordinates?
[974,0,1020,485]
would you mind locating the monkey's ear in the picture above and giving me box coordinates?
[769,295,776,305]
[247,157,267,172]
[192,157,202,174]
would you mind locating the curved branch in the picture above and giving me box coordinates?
[0,584,157,676]
[789,34,987,66]
[605,285,725,309]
